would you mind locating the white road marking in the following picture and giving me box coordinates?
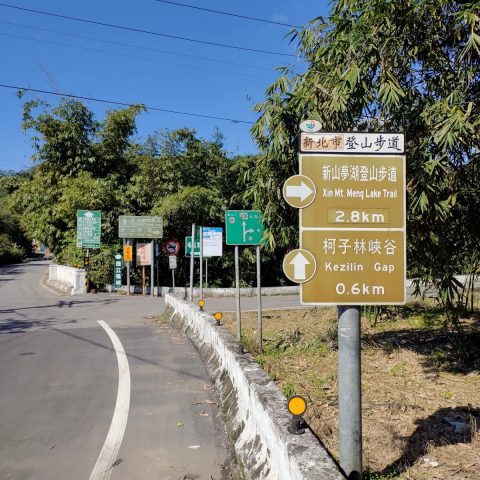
[89,320,131,480]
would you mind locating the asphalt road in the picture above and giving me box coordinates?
[0,262,229,480]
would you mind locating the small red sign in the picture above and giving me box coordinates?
[165,240,180,255]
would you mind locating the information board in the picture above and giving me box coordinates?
[118,216,163,239]
[185,236,200,257]
[283,134,406,305]
[225,210,263,246]
[203,227,223,256]
[76,210,101,249]
[136,242,152,266]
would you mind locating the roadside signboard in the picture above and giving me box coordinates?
[165,239,180,255]
[118,216,163,239]
[123,245,133,262]
[114,253,122,289]
[136,242,152,266]
[185,236,200,257]
[169,255,177,269]
[225,210,263,246]
[76,210,101,248]
[202,227,223,257]
[283,133,406,305]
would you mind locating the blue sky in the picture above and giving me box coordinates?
[0,1,331,171]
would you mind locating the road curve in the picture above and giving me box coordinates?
[0,262,229,480]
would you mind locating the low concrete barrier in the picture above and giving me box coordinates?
[48,264,86,295]
[164,294,345,480]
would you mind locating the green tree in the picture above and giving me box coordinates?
[11,98,144,284]
[0,170,32,264]
[248,0,480,348]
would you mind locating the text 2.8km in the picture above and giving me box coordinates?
[335,283,385,295]
[328,209,388,224]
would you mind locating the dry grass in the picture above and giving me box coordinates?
[221,303,480,479]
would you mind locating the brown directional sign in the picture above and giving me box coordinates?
[300,155,405,229]
[283,132,406,305]
[301,230,405,305]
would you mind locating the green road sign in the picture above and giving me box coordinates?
[118,215,163,238]
[225,210,263,246]
[185,236,200,256]
[114,253,122,289]
[77,210,101,249]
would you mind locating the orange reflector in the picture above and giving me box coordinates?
[288,396,307,416]
[214,312,222,320]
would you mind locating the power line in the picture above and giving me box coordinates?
[1,20,277,72]
[0,32,274,80]
[0,83,255,124]
[154,0,301,28]
[0,3,295,57]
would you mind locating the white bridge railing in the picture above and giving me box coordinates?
[48,265,86,295]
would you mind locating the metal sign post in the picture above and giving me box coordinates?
[256,245,263,353]
[189,223,195,302]
[150,241,154,297]
[170,256,176,292]
[338,306,362,479]
[156,243,160,297]
[234,245,241,344]
[199,226,203,300]
[84,249,90,293]
[205,258,208,288]
[126,239,131,296]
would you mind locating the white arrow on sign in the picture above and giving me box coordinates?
[285,182,314,202]
[242,221,254,242]
[290,251,310,280]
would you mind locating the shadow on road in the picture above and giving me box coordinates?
[52,326,207,380]
[0,298,121,315]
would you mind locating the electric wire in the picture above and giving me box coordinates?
[154,0,301,28]
[0,3,295,57]
[0,20,278,72]
[0,83,255,124]
[0,31,275,80]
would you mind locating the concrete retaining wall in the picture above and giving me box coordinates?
[48,264,86,295]
[164,294,345,480]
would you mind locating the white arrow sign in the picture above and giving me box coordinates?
[242,221,254,242]
[290,251,310,280]
[285,182,314,202]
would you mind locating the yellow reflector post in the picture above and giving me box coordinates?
[214,312,223,321]
[198,299,205,307]
[288,396,307,416]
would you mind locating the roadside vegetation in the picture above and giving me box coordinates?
[222,299,480,480]
[0,170,32,265]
